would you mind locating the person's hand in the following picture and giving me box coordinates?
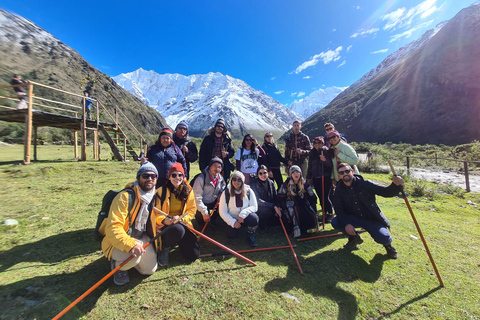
[296,148,302,155]
[274,206,282,217]
[345,224,356,236]
[203,214,211,222]
[320,154,326,161]
[140,157,148,164]
[222,151,228,158]
[234,221,241,229]
[162,216,173,225]
[172,215,181,224]
[238,216,244,224]
[334,150,340,156]
[130,244,145,257]
[182,146,188,153]
[393,176,404,186]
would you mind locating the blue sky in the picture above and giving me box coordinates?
[1,0,475,106]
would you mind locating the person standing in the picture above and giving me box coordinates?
[199,118,235,180]
[261,132,288,189]
[284,120,312,179]
[235,134,266,184]
[81,91,93,120]
[327,131,359,183]
[11,74,28,109]
[173,121,198,180]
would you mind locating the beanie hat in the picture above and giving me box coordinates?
[159,127,173,138]
[313,136,324,143]
[289,165,302,175]
[209,156,223,168]
[168,162,185,178]
[215,118,226,127]
[327,131,340,139]
[137,161,158,178]
[231,171,245,183]
[175,121,188,132]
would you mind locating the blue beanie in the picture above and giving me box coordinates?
[176,121,189,132]
[137,161,158,178]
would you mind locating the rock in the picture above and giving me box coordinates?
[141,304,150,309]
[281,292,300,304]
[410,235,419,240]
[25,300,39,307]
[467,200,473,205]
[2,219,18,226]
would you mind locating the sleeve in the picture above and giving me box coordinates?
[366,180,402,198]
[181,189,197,226]
[239,189,258,219]
[185,141,199,163]
[192,174,208,216]
[176,146,188,173]
[257,146,266,157]
[226,139,235,159]
[105,192,137,253]
[218,190,237,227]
[336,144,359,165]
[235,148,241,161]
[198,138,208,171]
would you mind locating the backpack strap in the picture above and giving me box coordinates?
[124,187,135,235]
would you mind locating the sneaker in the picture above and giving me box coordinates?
[325,213,334,224]
[247,234,258,248]
[111,260,129,286]
[344,234,364,250]
[384,244,398,259]
[293,226,301,238]
[157,247,170,267]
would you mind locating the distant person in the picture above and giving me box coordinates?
[331,163,404,259]
[235,134,266,184]
[324,122,347,147]
[100,162,161,286]
[142,127,186,188]
[199,118,235,180]
[218,171,259,247]
[307,137,334,223]
[261,132,288,189]
[285,120,312,179]
[327,131,359,183]
[11,74,28,109]
[173,121,198,180]
[192,157,226,229]
[81,91,93,120]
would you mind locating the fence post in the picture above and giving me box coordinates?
[74,112,78,159]
[464,161,470,192]
[24,83,34,164]
[406,156,410,171]
[435,153,437,166]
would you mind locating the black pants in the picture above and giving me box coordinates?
[257,206,278,229]
[226,213,259,239]
[270,168,284,190]
[313,176,333,214]
[195,201,219,228]
[161,224,199,261]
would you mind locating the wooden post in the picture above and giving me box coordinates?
[123,134,127,161]
[33,126,37,161]
[24,83,33,164]
[96,100,99,127]
[93,130,98,160]
[81,98,87,161]
[464,161,470,192]
[406,156,410,171]
[435,153,438,166]
[74,113,78,159]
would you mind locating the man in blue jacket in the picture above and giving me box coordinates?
[331,163,404,259]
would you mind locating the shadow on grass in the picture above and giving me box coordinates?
[0,229,98,272]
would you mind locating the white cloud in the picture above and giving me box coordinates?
[350,28,379,38]
[371,48,389,54]
[332,28,336,32]
[290,92,297,97]
[270,77,276,80]
[293,46,343,74]
[356,6,360,10]
[389,19,434,42]
[347,45,353,52]
[337,60,346,68]
[303,76,312,79]
[382,0,440,31]
[297,92,305,97]
[274,90,284,94]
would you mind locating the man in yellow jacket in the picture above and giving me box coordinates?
[100,161,162,286]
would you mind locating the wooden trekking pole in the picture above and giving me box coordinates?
[154,208,257,266]
[278,216,303,274]
[199,245,296,258]
[198,188,225,240]
[52,224,174,320]
[387,160,444,287]
[321,150,325,230]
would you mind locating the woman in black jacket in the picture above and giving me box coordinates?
[261,132,288,189]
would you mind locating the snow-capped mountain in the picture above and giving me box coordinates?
[289,86,347,119]
[113,68,302,138]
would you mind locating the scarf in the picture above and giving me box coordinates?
[133,181,155,232]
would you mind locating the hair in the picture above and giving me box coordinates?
[337,162,352,172]
[241,134,257,152]
[288,176,306,197]
[256,164,268,175]
[324,122,334,128]
[293,120,301,125]
[264,132,274,140]
[229,175,246,199]
[166,180,189,201]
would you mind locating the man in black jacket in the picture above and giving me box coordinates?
[331,163,404,259]
[173,121,198,180]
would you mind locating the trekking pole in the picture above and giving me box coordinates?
[321,150,325,230]
[199,245,296,258]
[297,229,366,242]
[387,160,444,287]
[153,208,257,266]
[278,216,303,274]
[198,188,225,241]
[52,224,174,320]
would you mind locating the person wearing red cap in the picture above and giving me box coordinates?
[143,127,187,188]
[154,162,199,267]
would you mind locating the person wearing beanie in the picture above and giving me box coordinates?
[199,118,235,180]
[100,160,161,286]
[173,121,198,180]
[218,171,259,247]
[284,120,312,179]
[307,137,334,224]
[192,156,226,229]
[327,130,360,182]
[154,162,199,267]
[277,165,318,237]
[143,127,187,188]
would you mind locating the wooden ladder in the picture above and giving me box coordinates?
[99,125,139,161]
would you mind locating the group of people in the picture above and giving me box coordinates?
[100,118,404,286]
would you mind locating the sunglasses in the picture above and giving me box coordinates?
[325,127,333,132]
[171,173,184,178]
[338,169,351,175]
[245,138,253,141]
[141,173,157,180]
[265,135,273,138]
[177,127,187,131]
[231,177,242,182]
[216,125,225,129]
[258,171,268,176]
[328,136,338,140]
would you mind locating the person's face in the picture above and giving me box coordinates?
[215,124,225,135]
[292,123,301,134]
[169,171,184,188]
[244,136,253,148]
[291,171,301,182]
[231,176,243,190]
[209,163,222,176]
[313,140,324,150]
[258,169,268,182]
[137,171,157,192]
[265,134,274,143]
[176,126,187,139]
[325,126,334,134]
[160,135,172,147]
[338,166,354,183]
[328,135,340,146]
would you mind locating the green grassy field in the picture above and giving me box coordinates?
[0,145,479,320]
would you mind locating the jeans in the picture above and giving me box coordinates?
[331,215,392,246]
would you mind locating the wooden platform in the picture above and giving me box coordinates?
[0,109,115,130]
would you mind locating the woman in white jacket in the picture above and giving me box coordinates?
[219,171,259,247]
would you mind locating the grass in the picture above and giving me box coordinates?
[0,145,479,320]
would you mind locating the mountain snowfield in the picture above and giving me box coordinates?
[113,69,303,138]
[289,86,348,119]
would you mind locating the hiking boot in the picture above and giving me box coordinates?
[247,234,258,248]
[325,213,334,224]
[157,247,170,267]
[344,234,364,250]
[384,244,398,259]
[293,226,301,238]
[111,260,129,286]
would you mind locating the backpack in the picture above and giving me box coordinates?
[94,188,135,241]
[189,172,205,188]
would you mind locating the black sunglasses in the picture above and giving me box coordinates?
[171,173,184,178]
[245,138,253,141]
[231,177,242,182]
[338,169,351,175]
[141,173,157,180]
[258,171,268,176]
[177,126,187,131]
[216,125,225,128]
[265,135,273,138]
